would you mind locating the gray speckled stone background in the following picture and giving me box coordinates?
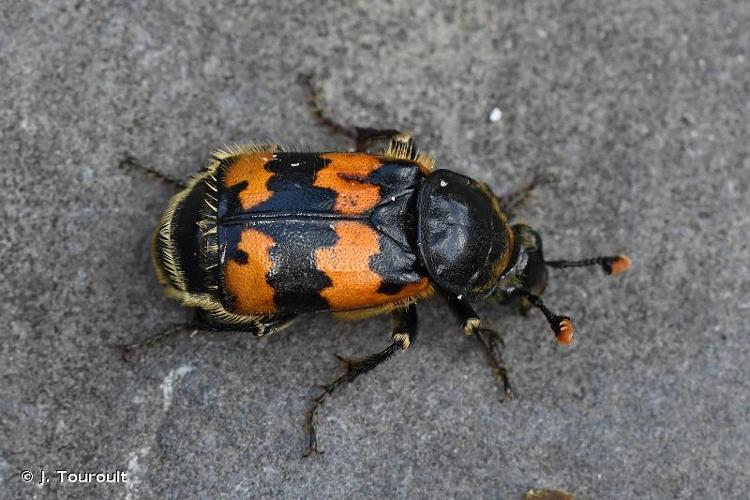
[1,1,748,498]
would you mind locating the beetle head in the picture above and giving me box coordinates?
[494,224,630,345]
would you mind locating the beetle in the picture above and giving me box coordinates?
[128,85,630,456]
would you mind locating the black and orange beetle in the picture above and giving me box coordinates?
[129,90,630,456]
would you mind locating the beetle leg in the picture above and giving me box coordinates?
[196,311,297,338]
[499,173,551,219]
[299,74,413,153]
[252,315,296,337]
[357,128,414,154]
[118,154,187,188]
[117,323,196,361]
[303,304,417,457]
[473,327,514,400]
[118,313,294,360]
[446,295,514,400]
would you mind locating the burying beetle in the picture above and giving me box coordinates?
[123,77,630,456]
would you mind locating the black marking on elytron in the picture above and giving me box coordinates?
[220,180,249,220]
[261,221,337,313]
[218,153,340,219]
[234,249,248,265]
[218,221,337,314]
[216,155,244,219]
[217,152,339,312]
[252,153,338,214]
[377,282,408,295]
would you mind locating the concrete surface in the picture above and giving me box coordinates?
[1,1,748,498]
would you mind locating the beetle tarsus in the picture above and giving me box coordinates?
[303,407,325,458]
[302,444,322,458]
[474,327,514,401]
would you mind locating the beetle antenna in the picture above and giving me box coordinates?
[545,255,631,275]
[521,292,574,345]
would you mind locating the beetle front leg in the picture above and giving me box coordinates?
[304,304,417,457]
[499,173,551,219]
[447,295,514,400]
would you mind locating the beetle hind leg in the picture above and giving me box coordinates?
[118,312,294,361]
[304,305,417,457]
[117,323,194,361]
[299,74,414,154]
[357,128,414,156]
[118,154,187,188]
